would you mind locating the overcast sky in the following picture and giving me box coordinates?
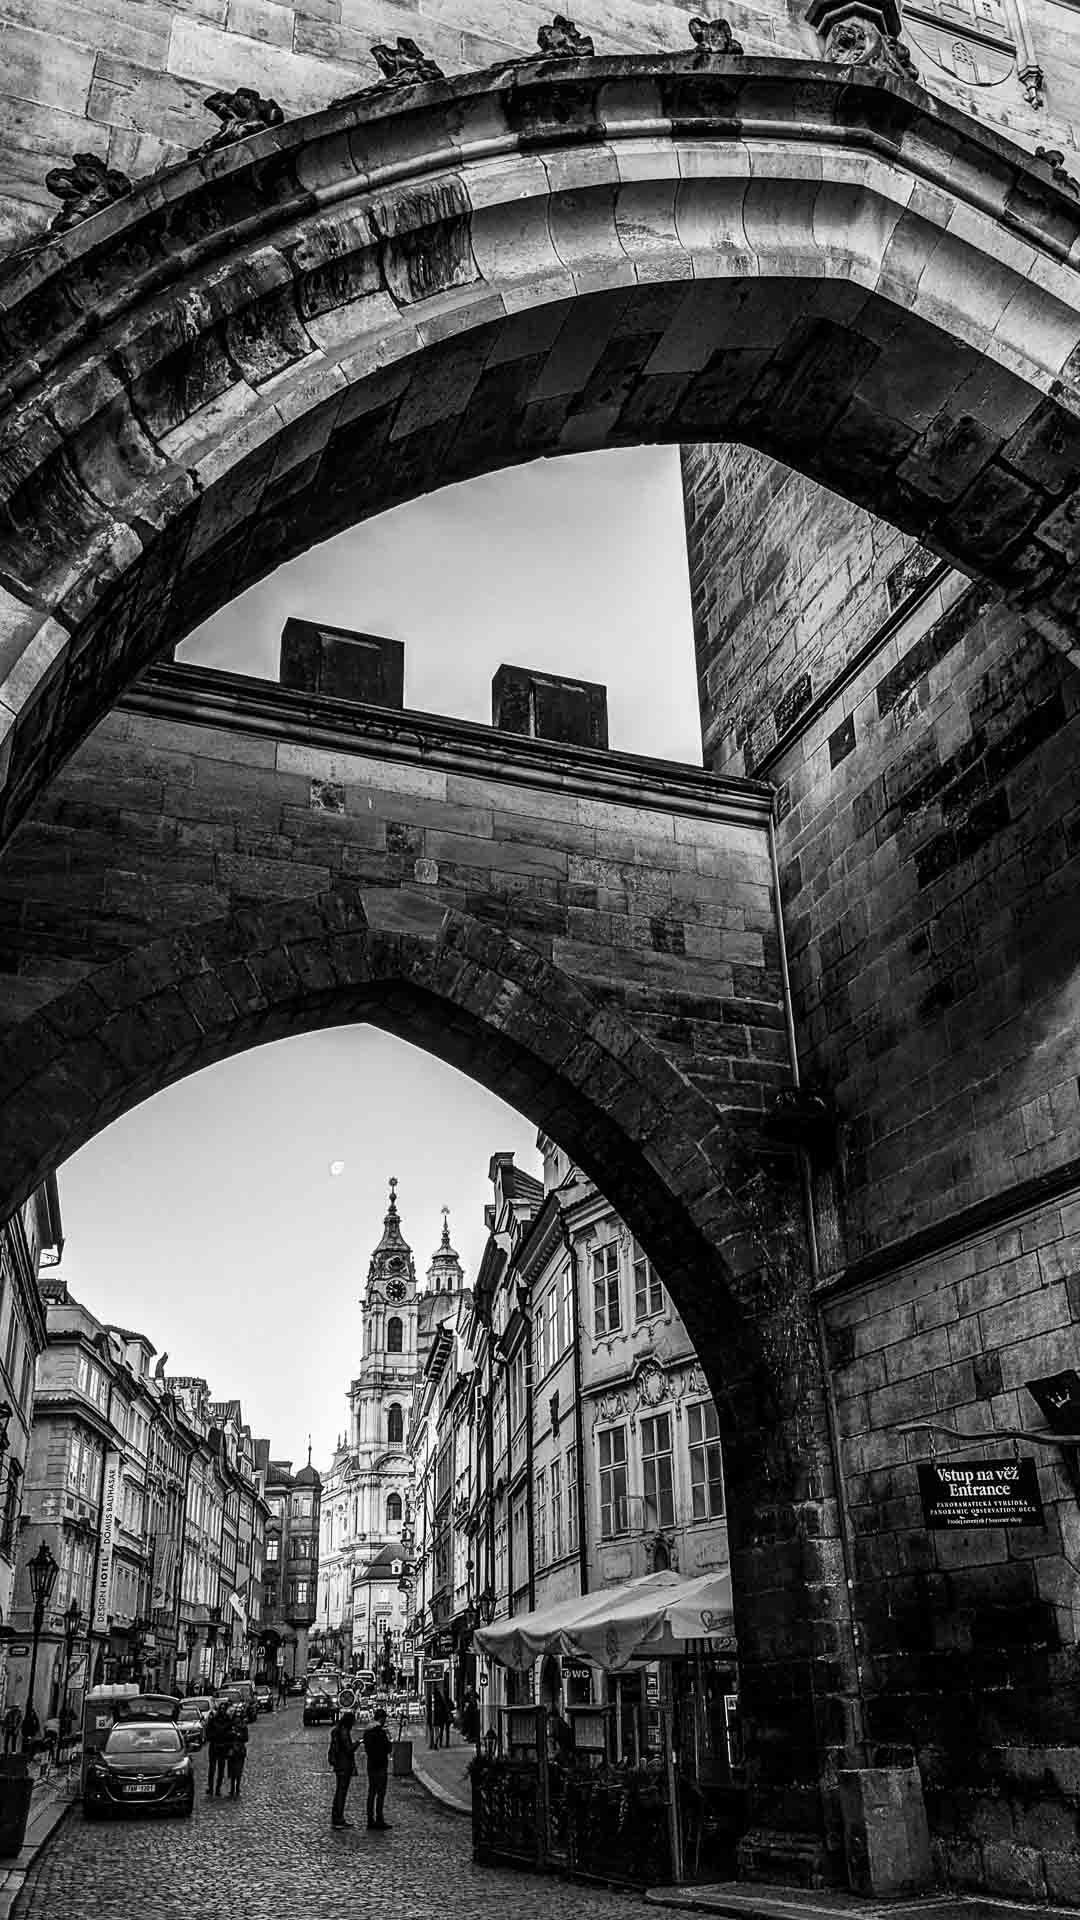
[54,446,701,1470]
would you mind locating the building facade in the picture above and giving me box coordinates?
[0,1181,60,1710]
[409,1141,730,1730]
[19,1289,205,1724]
[256,1447,321,1683]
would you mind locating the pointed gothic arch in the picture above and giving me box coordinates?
[0,880,847,1872]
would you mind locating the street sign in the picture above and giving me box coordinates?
[917,1459,1044,1529]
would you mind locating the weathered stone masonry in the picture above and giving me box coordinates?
[0,11,1078,1897]
[682,393,1080,1900]
[0,661,869,1881]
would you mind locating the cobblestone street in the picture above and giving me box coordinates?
[15,1706,652,1920]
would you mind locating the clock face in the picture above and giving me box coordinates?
[386,1279,407,1302]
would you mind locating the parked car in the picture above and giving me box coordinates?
[286,1676,307,1697]
[217,1681,258,1723]
[253,1686,273,1715]
[83,1719,194,1819]
[177,1698,212,1750]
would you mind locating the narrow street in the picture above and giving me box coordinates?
[15,1706,653,1920]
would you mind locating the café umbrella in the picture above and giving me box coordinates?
[473,1567,736,1674]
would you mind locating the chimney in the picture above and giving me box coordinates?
[280,618,404,708]
[492,665,608,750]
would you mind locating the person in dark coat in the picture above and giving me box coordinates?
[227,1708,249,1798]
[329,1710,358,1829]
[431,1687,450,1750]
[363,1707,393,1830]
[461,1687,481,1747]
[205,1701,232,1796]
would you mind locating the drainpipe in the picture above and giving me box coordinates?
[769,808,866,1762]
[560,1220,589,1598]
[523,1302,536,1612]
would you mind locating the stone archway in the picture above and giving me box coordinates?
[0,55,1078,841]
[0,882,845,1876]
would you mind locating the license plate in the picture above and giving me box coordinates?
[124,1783,156,1795]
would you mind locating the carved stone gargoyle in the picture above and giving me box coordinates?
[195,86,285,157]
[43,152,134,234]
[1036,146,1080,197]
[823,16,917,81]
[369,36,445,86]
[804,0,918,82]
[688,16,745,58]
[536,15,595,56]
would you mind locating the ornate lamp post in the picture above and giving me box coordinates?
[60,1599,82,1735]
[23,1542,59,1750]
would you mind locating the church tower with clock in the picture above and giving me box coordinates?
[349,1176,417,1530]
[317,1180,469,1675]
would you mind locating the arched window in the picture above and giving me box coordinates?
[387,1316,403,1354]
[386,1492,403,1526]
[387,1404,404,1446]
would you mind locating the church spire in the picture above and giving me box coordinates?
[426,1204,464,1294]
[365,1174,416,1295]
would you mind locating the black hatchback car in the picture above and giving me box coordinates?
[302,1684,338,1727]
[84,1720,194,1818]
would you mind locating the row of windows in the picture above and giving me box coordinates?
[68,1431,104,1501]
[593,1242,663,1339]
[523,1243,667,1406]
[75,1354,110,1413]
[265,1578,311,1609]
[534,1447,579,1569]
[598,1404,724,1539]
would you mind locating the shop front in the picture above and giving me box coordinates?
[471,1570,740,1887]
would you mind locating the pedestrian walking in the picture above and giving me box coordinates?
[2,1704,20,1755]
[328,1710,358,1829]
[277,1671,288,1707]
[227,1707,249,1798]
[363,1707,393,1830]
[205,1701,232,1797]
[461,1687,481,1747]
[432,1687,450,1750]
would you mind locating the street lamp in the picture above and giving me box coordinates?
[23,1541,59,1750]
[477,1587,497,1626]
[60,1600,82,1738]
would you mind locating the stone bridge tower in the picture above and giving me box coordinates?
[1,0,1080,1903]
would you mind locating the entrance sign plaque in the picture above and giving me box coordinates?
[917,1460,1044,1529]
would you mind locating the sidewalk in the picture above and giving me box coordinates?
[645,1886,1080,1920]
[410,1736,472,1816]
[0,1764,78,1920]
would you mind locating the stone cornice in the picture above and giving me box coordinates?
[121,662,773,828]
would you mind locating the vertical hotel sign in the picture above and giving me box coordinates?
[93,1450,122,1633]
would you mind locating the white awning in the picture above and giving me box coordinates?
[473,1568,736,1674]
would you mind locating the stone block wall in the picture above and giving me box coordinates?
[784,591,1079,1260]
[823,1191,1080,1900]
[0,664,785,1126]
